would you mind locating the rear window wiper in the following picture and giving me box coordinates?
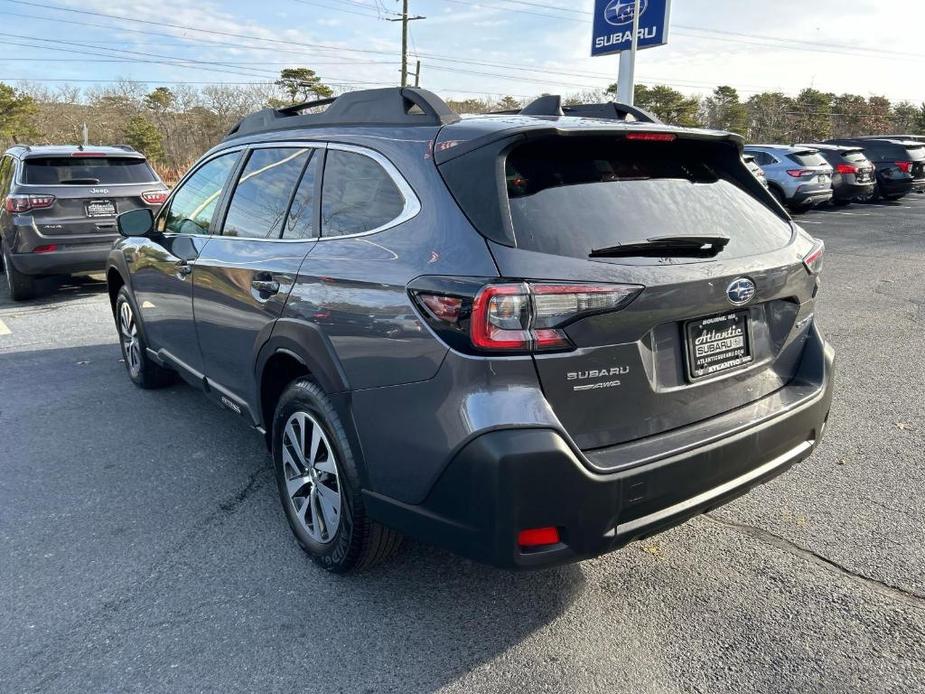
[59,178,101,185]
[589,235,730,259]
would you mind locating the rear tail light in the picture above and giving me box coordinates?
[141,190,169,205]
[5,194,56,213]
[786,169,812,178]
[517,527,560,548]
[895,161,912,174]
[411,280,642,355]
[835,163,857,175]
[803,240,824,275]
[32,244,58,254]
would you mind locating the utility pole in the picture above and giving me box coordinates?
[412,60,421,87]
[615,0,641,105]
[387,1,425,87]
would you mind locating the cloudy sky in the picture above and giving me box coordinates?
[1,0,923,102]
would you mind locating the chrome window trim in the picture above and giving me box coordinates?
[154,140,420,244]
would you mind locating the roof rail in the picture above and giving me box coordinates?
[515,94,662,124]
[112,144,138,152]
[224,87,461,140]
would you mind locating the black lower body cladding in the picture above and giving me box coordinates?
[364,331,835,570]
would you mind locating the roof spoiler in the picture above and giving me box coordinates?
[504,94,662,124]
[224,87,461,140]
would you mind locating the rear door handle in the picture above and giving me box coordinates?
[251,279,280,294]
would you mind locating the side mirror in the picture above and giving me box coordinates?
[118,208,154,237]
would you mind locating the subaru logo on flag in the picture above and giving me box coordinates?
[726,278,756,306]
[604,0,648,26]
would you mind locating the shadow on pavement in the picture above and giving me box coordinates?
[0,343,585,692]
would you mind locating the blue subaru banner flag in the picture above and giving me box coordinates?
[591,0,672,57]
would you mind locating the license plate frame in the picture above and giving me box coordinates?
[85,199,116,218]
[684,310,754,381]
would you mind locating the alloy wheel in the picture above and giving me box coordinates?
[282,410,342,544]
[118,299,142,378]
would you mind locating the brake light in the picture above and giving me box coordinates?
[626,132,676,142]
[5,194,55,213]
[32,244,57,254]
[412,281,642,355]
[835,163,857,175]
[71,152,107,158]
[517,527,560,548]
[896,161,912,174]
[141,190,169,205]
[786,169,811,177]
[803,240,824,275]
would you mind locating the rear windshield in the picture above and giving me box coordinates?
[22,157,157,185]
[789,151,828,167]
[504,138,791,260]
[842,150,870,164]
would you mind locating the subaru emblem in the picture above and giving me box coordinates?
[604,0,649,26]
[726,278,756,306]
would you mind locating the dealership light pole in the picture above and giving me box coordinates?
[615,0,641,105]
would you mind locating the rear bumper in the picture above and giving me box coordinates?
[365,330,835,570]
[6,244,112,275]
[791,187,832,206]
[878,177,913,198]
[833,181,875,201]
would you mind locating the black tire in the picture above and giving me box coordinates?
[1,239,37,301]
[114,286,174,389]
[272,378,401,573]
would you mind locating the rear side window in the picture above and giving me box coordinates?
[163,152,238,235]
[505,137,791,261]
[22,157,157,185]
[222,147,311,239]
[748,151,776,166]
[788,151,828,167]
[321,149,404,237]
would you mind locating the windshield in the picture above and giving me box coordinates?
[505,137,791,260]
[22,157,157,185]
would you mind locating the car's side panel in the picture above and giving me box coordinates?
[281,139,499,390]
[193,239,316,400]
[126,234,213,376]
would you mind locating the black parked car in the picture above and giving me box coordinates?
[0,145,168,300]
[107,88,834,573]
[800,143,876,205]
[825,137,925,200]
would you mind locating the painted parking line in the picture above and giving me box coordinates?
[799,220,824,225]
[827,211,872,216]
[0,318,11,336]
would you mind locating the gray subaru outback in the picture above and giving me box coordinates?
[0,145,168,300]
[106,88,835,573]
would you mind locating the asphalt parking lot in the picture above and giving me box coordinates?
[1,197,924,693]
